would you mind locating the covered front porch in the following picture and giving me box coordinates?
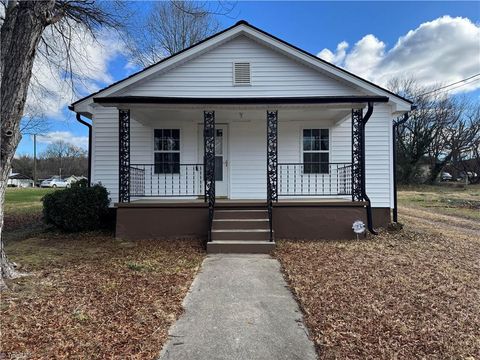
[96,95,387,245]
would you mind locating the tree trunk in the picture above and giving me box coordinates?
[427,153,453,184]
[0,1,56,289]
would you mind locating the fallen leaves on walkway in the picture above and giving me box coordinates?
[275,225,480,359]
[1,233,205,359]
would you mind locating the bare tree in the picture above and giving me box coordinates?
[0,0,121,289]
[125,1,235,67]
[43,140,86,159]
[388,77,480,184]
[426,98,480,183]
[441,103,480,184]
[388,78,448,183]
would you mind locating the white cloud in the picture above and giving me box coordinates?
[317,16,480,93]
[25,25,123,119]
[36,131,88,149]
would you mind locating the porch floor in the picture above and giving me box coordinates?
[118,198,367,208]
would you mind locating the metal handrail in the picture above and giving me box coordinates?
[278,162,352,197]
[129,163,204,197]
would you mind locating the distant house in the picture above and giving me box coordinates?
[70,21,413,253]
[8,173,34,188]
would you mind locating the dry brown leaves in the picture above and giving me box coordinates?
[3,212,43,232]
[1,233,205,359]
[275,226,480,359]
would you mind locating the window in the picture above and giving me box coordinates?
[303,129,329,174]
[154,129,180,174]
[233,62,251,85]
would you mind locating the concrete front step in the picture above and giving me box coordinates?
[207,241,275,254]
[212,219,269,230]
[211,229,271,241]
[214,209,268,219]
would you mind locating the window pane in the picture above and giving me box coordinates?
[154,129,162,151]
[312,129,320,151]
[171,129,180,140]
[320,153,329,174]
[171,130,180,151]
[154,152,180,174]
[320,129,329,150]
[303,137,311,151]
[215,129,223,154]
[154,153,163,173]
[215,156,223,181]
[303,153,320,174]
[303,129,311,150]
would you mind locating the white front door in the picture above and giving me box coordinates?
[198,124,229,197]
[214,125,228,197]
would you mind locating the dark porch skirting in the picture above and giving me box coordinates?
[115,201,391,241]
[273,205,390,240]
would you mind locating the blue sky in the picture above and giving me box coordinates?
[16,1,480,156]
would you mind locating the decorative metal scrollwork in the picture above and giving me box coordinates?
[351,109,364,201]
[267,110,278,202]
[204,111,215,242]
[119,109,130,203]
[266,110,278,242]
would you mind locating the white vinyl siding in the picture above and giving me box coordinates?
[120,35,363,98]
[92,106,393,207]
[90,35,394,207]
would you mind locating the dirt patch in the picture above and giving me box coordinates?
[1,233,205,359]
[275,226,480,359]
[398,184,480,221]
[399,205,480,238]
[3,212,43,232]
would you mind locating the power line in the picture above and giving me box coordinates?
[435,77,480,94]
[419,73,480,96]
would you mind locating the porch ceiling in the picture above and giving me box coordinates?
[96,96,388,125]
[130,106,353,125]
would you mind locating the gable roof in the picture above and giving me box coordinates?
[71,20,413,112]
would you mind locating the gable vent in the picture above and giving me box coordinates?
[233,62,251,85]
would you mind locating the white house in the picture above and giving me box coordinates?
[7,172,34,188]
[70,21,412,253]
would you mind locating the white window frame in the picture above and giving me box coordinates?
[153,128,181,174]
[301,128,330,174]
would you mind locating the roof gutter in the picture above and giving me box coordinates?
[75,113,92,187]
[361,102,377,235]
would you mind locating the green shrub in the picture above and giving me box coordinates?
[42,184,110,232]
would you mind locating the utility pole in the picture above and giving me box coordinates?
[33,134,37,187]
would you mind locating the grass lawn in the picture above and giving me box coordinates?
[5,187,55,214]
[1,232,205,358]
[4,188,57,232]
[398,183,480,221]
[275,184,480,359]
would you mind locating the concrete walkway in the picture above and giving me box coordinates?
[159,254,318,360]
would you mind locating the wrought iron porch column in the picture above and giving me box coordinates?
[267,110,278,242]
[267,110,278,202]
[204,111,215,243]
[351,108,364,201]
[118,109,130,203]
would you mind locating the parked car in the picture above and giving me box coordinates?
[441,172,453,181]
[40,178,68,188]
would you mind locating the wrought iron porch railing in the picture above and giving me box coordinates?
[278,162,352,197]
[129,164,204,197]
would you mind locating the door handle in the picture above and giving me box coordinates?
[225,160,228,167]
